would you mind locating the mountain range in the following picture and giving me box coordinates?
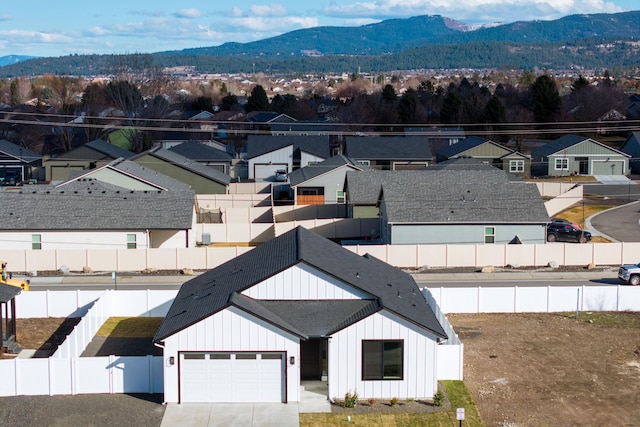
[1,10,639,77]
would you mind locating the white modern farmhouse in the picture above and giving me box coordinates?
[154,226,447,404]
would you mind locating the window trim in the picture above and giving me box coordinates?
[32,234,42,250]
[362,339,404,381]
[484,226,495,244]
[336,190,346,204]
[509,159,524,173]
[127,233,137,249]
[554,157,569,171]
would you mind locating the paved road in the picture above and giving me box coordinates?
[588,201,640,242]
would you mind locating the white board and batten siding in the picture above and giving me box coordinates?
[161,306,300,403]
[242,263,371,300]
[328,310,439,400]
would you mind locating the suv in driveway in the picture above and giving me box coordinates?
[547,222,592,243]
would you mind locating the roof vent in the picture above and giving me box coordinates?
[397,291,401,298]
[356,272,360,278]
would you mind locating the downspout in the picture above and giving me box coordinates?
[185,229,189,248]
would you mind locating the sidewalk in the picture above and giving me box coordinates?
[412,268,619,283]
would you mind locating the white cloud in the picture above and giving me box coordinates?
[230,7,244,18]
[250,4,288,17]
[175,8,202,19]
[0,14,13,21]
[227,16,318,33]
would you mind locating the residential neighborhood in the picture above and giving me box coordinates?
[0,69,639,426]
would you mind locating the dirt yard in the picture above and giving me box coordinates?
[449,313,640,427]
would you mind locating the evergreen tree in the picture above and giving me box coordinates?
[440,92,462,124]
[530,74,561,123]
[246,85,270,112]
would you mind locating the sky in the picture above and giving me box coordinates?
[0,0,637,58]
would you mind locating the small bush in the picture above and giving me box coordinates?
[390,397,398,407]
[433,390,444,407]
[343,391,358,408]
[367,398,376,406]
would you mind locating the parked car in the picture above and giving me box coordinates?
[546,222,592,243]
[2,171,19,186]
[618,263,640,285]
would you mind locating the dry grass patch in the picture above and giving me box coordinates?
[95,317,163,338]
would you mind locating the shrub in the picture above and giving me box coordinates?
[433,390,444,407]
[343,391,358,408]
[367,398,376,406]
[390,397,398,407]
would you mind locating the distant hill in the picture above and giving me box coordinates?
[1,10,639,77]
[0,55,37,67]
[164,11,640,58]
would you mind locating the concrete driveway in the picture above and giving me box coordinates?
[161,403,299,427]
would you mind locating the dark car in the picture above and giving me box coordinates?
[547,222,591,243]
[2,171,18,186]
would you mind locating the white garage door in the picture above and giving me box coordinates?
[180,352,285,403]
[254,164,287,181]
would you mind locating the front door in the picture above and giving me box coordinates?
[577,157,589,175]
[301,338,327,380]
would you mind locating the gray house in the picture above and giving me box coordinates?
[44,139,135,182]
[346,160,550,245]
[287,155,363,205]
[345,136,432,170]
[168,140,234,174]
[246,135,330,181]
[0,139,42,183]
[436,136,531,178]
[620,131,640,174]
[531,135,630,177]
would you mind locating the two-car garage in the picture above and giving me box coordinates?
[179,352,287,403]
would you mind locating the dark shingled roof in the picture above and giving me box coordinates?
[345,136,432,160]
[0,283,21,303]
[154,226,447,342]
[288,155,362,186]
[85,139,135,159]
[133,147,232,185]
[246,135,330,160]
[0,187,195,230]
[346,163,547,224]
[168,140,233,162]
[531,134,629,158]
[436,136,512,159]
[0,140,41,163]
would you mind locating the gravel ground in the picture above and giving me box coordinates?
[0,394,165,427]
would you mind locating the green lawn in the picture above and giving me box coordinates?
[299,381,484,427]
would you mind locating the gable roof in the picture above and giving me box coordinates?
[532,134,630,158]
[0,186,195,230]
[246,135,330,160]
[85,139,135,159]
[57,158,192,192]
[168,140,233,162]
[380,171,549,224]
[288,155,363,186]
[154,226,446,342]
[345,136,432,160]
[132,147,232,186]
[0,140,41,163]
[436,136,512,159]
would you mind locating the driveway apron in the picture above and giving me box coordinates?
[160,403,299,427]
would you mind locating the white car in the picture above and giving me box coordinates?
[274,169,288,182]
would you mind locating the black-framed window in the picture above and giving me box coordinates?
[362,340,403,380]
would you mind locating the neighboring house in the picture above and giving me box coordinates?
[43,139,135,182]
[287,155,364,205]
[55,158,192,192]
[531,135,630,176]
[153,226,447,404]
[436,136,531,177]
[246,135,330,181]
[405,127,466,157]
[0,139,42,183]
[346,160,550,244]
[0,184,195,249]
[131,147,231,194]
[620,131,640,174]
[167,140,234,174]
[344,136,432,170]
